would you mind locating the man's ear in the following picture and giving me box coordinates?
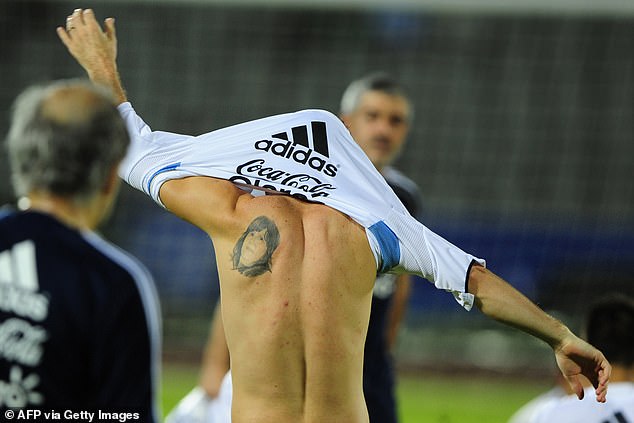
[102,163,121,196]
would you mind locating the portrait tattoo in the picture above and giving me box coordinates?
[232,216,281,277]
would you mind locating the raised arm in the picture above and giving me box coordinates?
[467,264,611,403]
[57,9,127,104]
[57,8,246,236]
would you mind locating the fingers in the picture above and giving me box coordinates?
[104,17,117,42]
[73,8,85,25]
[83,9,103,32]
[595,383,608,403]
[594,360,610,403]
[59,9,88,47]
[571,358,610,403]
[65,8,83,32]
[63,9,106,35]
[599,359,611,386]
[566,375,584,400]
[56,26,71,47]
[583,356,610,403]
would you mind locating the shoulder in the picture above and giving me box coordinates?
[383,167,420,195]
[81,232,161,327]
[0,211,82,254]
[530,385,634,423]
[508,387,566,423]
[528,395,583,423]
[1,212,157,311]
[382,166,422,216]
[0,207,18,242]
[81,231,155,291]
[0,205,15,220]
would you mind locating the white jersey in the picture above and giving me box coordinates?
[117,104,484,309]
[507,386,567,423]
[529,383,634,423]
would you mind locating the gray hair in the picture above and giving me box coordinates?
[339,72,413,120]
[5,79,129,202]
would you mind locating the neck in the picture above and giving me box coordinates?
[610,365,634,383]
[23,193,97,231]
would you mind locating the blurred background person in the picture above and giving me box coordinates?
[507,372,571,423]
[339,72,421,423]
[166,302,232,423]
[0,80,161,421]
[519,293,634,423]
[198,303,231,408]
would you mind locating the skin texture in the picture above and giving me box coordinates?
[57,9,611,422]
[161,177,378,422]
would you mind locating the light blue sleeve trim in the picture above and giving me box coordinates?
[368,221,400,274]
[146,162,181,193]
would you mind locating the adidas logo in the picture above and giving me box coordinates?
[254,121,338,177]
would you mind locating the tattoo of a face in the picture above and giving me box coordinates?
[232,216,280,277]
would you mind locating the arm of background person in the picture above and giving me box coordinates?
[199,302,231,398]
[467,263,610,403]
[385,274,412,351]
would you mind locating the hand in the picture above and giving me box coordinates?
[57,9,126,103]
[554,335,611,402]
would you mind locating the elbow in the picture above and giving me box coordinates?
[466,261,488,299]
[466,263,499,314]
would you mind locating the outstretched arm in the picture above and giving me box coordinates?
[57,8,127,104]
[467,264,611,402]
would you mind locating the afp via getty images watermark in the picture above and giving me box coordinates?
[4,409,140,422]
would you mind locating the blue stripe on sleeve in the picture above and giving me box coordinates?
[368,221,400,273]
[147,162,181,192]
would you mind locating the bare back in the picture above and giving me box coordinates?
[160,176,377,423]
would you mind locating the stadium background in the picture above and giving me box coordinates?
[1,0,633,416]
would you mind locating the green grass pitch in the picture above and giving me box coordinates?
[161,362,551,422]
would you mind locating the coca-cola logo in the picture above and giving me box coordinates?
[230,159,336,200]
